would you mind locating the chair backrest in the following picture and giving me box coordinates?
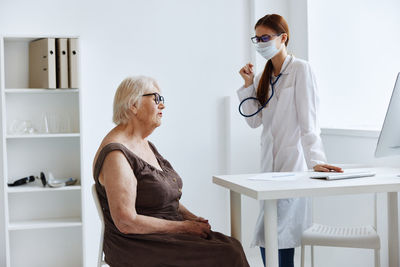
[92,184,106,267]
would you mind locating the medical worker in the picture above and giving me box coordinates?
[237,14,342,267]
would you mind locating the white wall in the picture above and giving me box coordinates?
[0,0,250,266]
[308,0,400,130]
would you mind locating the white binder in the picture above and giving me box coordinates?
[68,38,79,88]
[56,38,69,88]
[29,38,56,88]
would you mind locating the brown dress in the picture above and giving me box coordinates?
[93,142,250,267]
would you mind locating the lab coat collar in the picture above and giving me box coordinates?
[280,54,295,75]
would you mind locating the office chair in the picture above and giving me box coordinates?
[300,193,380,267]
[92,184,110,267]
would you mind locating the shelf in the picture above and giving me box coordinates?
[5,88,79,93]
[8,185,81,193]
[8,217,82,231]
[6,133,80,139]
[4,35,79,41]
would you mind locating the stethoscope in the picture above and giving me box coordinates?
[238,55,293,117]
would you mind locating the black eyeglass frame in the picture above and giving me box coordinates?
[142,92,165,105]
[251,33,282,44]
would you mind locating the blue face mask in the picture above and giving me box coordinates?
[254,37,281,60]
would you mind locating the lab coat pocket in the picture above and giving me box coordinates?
[276,87,294,111]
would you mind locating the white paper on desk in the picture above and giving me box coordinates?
[248,172,298,181]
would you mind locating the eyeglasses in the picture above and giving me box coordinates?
[142,92,165,105]
[251,33,282,44]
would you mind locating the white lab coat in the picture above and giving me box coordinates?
[236,55,327,249]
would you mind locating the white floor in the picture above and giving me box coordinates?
[245,247,304,267]
[247,254,264,267]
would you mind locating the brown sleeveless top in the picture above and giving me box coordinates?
[93,142,249,267]
[94,142,184,223]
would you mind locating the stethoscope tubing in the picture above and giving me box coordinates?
[238,55,293,117]
[238,74,281,117]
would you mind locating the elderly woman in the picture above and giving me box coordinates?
[93,76,250,267]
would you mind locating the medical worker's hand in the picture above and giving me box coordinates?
[239,63,254,88]
[313,164,343,173]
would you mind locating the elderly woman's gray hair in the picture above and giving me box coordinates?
[113,76,158,125]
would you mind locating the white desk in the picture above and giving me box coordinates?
[213,167,400,267]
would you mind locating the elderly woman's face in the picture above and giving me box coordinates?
[136,84,165,128]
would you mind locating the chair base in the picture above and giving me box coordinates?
[300,245,380,267]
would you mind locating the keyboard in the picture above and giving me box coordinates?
[309,171,376,180]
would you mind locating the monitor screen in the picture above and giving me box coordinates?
[375,73,400,157]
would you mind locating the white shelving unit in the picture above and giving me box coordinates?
[6,133,80,139]
[0,36,83,267]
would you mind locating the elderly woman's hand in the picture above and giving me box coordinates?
[182,220,211,239]
[313,164,343,172]
[194,217,208,223]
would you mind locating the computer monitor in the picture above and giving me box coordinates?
[375,73,400,157]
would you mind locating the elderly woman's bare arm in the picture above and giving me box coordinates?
[101,151,210,238]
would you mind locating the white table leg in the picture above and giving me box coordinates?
[388,192,399,267]
[264,199,279,267]
[230,191,242,242]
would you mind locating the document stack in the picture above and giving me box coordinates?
[29,38,79,89]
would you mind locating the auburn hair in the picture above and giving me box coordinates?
[255,14,290,106]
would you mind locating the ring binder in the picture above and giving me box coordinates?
[29,38,56,89]
[68,38,79,88]
[56,38,69,88]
